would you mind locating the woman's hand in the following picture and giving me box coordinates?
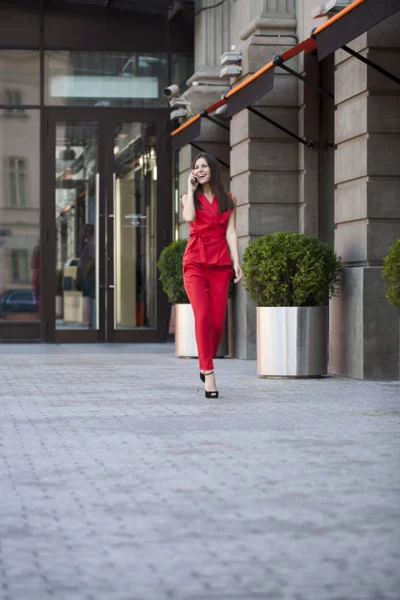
[188,170,198,193]
[233,261,242,283]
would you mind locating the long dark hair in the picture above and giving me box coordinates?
[192,152,234,213]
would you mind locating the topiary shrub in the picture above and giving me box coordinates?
[241,231,343,307]
[382,239,400,308]
[157,238,189,304]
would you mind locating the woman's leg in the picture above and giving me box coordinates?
[209,266,233,357]
[183,263,214,371]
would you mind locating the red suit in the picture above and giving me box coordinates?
[183,193,233,371]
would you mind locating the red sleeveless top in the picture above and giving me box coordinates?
[183,193,232,267]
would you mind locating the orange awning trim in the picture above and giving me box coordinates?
[171,36,317,138]
[170,0,398,142]
[313,0,365,35]
[171,98,227,137]
[171,2,366,140]
[171,113,200,137]
[225,60,274,99]
[225,36,316,101]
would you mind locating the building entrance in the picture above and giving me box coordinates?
[42,108,170,343]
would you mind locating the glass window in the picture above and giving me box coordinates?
[8,158,28,208]
[11,250,30,283]
[113,122,157,330]
[55,121,100,331]
[5,90,22,105]
[0,110,40,323]
[0,51,40,106]
[44,51,169,107]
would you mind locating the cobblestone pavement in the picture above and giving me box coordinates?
[0,344,399,600]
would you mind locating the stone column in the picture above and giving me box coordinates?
[183,0,230,115]
[230,0,299,360]
[177,0,231,238]
[329,13,400,379]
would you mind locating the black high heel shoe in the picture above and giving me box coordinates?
[200,372,205,383]
[204,371,219,399]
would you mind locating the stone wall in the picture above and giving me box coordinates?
[329,12,400,379]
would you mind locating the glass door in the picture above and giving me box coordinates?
[107,121,158,341]
[43,108,170,343]
[54,120,103,338]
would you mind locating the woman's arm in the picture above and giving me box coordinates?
[182,171,198,223]
[226,194,242,283]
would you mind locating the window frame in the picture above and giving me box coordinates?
[11,249,30,284]
[8,157,28,208]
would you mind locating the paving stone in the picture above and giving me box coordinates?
[0,344,399,600]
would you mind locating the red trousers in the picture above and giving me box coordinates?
[183,263,232,370]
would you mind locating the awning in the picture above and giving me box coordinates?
[313,0,400,61]
[224,37,316,117]
[169,0,400,151]
[171,98,227,152]
[170,37,318,153]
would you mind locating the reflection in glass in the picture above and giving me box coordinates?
[45,51,168,107]
[114,122,157,329]
[55,122,98,330]
[0,51,40,107]
[0,110,40,323]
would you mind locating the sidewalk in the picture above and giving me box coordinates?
[0,344,399,600]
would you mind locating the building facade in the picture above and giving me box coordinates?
[0,0,193,343]
[1,0,399,381]
[175,0,400,380]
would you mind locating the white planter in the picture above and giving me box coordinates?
[175,303,228,358]
[257,306,327,377]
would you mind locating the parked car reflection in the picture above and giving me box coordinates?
[0,289,37,320]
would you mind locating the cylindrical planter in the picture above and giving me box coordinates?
[175,303,228,359]
[257,306,327,377]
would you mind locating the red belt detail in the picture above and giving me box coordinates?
[189,231,225,264]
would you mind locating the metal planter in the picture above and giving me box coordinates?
[257,306,327,377]
[175,303,228,358]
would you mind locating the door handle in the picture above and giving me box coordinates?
[95,172,100,330]
[112,173,117,330]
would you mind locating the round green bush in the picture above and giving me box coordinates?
[241,231,343,307]
[382,238,400,308]
[157,238,189,304]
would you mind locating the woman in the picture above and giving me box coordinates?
[182,152,242,398]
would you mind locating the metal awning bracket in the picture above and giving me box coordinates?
[200,109,230,131]
[189,142,230,168]
[248,106,315,150]
[273,54,334,99]
[341,45,400,85]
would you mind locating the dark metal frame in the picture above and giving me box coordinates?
[189,142,229,168]
[171,112,230,168]
[247,106,315,150]
[43,107,171,344]
[273,55,334,100]
[199,110,230,132]
[341,45,400,86]
[194,110,230,167]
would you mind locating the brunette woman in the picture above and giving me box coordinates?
[182,152,242,398]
